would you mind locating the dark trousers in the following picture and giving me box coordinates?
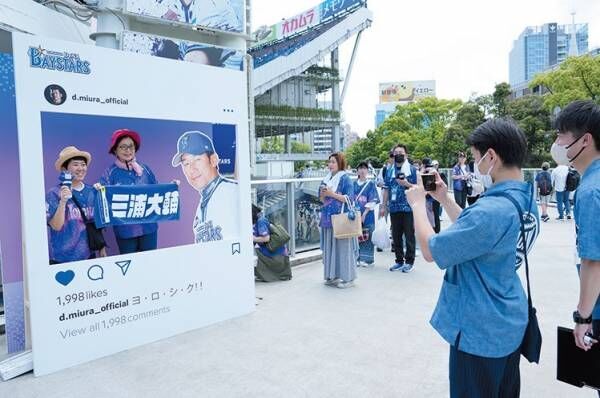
[390,211,415,265]
[595,320,600,398]
[450,344,521,398]
[432,200,441,233]
[454,189,468,209]
[116,231,158,254]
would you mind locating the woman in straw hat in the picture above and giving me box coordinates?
[47,146,106,264]
[97,129,159,254]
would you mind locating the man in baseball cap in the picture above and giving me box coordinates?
[172,131,239,243]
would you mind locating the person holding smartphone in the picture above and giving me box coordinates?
[405,119,540,397]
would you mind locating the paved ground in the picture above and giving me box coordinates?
[0,216,597,397]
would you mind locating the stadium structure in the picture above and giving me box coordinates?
[248,1,372,177]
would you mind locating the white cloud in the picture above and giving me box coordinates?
[252,0,600,136]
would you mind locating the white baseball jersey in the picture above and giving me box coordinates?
[193,176,239,243]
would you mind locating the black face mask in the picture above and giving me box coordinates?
[394,154,405,164]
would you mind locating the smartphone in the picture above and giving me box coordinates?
[421,173,436,191]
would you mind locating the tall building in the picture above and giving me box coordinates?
[509,22,588,86]
[374,80,436,128]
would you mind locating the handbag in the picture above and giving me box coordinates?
[265,222,291,252]
[331,196,362,239]
[487,187,542,363]
[72,194,107,252]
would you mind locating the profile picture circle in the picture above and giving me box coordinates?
[44,84,67,106]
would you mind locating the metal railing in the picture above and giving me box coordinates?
[250,168,552,257]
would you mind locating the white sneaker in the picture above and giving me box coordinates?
[324,279,338,286]
[336,280,355,289]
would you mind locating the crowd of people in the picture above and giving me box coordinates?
[252,100,600,398]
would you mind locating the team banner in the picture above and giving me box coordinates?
[124,0,245,34]
[12,32,253,376]
[254,0,365,46]
[95,184,180,227]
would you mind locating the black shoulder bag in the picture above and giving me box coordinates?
[71,195,107,252]
[487,188,542,363]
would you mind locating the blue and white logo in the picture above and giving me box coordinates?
[28,46,91,75]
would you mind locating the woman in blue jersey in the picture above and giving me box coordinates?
[320,152,358,288]
[47,146,106,264]
[97,129,158,254]
[354,161,379,267]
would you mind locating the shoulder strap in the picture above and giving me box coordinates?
[356,180,371,198]
[485,186,534,310]
[70,192,90,224]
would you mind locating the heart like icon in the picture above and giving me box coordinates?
[55,270,75,286]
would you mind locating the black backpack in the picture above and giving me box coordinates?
[566,168,580,192]
[537,172,552,196]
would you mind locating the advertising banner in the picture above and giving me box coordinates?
[378,80,436,103]
[11,33,253,376]
[254,0,365,46]
[124,0,245,34]
[319,0,364,21]
[121,31,244,71]
[0,30,26,354]
[95,183,180,227]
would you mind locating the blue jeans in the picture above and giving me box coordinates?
[116,231,158,254]
[556,190,571,218]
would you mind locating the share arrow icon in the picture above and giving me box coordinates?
[115,260,132,276]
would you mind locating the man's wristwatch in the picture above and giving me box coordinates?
[573,310,593,324]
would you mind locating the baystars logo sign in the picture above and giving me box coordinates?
[28,46,91,75]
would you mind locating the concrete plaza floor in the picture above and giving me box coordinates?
[0,216,596,397]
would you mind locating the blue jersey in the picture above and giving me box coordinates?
[254,216,287,257]
[319,173,354,228]
[353,179,379,226]
[99,163,158,239]
[383,165,417,213]
[46,184,96,263]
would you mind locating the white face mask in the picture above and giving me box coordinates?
[550,142,570,166]
[475,152,494,178]
[551,134,586,166]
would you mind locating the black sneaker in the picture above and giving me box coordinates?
[567,215,572,220]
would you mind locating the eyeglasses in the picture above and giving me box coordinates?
[118,144,135,151]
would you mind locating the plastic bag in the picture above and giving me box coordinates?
[372,218,391,250]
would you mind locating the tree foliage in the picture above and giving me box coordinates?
[260,136,284,153]
[530,55,600,111]
[492,82,512,117]
[506,95,553,167]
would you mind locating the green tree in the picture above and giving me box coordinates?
[345,98,464,168]
[492,82,512,117]
[442,101,487,166]
[530,55,600,111]
[505,95,553,167]
[291,141,311,153]
[260,136,284,153]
